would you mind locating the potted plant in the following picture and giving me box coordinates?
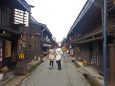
[83,60,88,66]
[1,66,8,73]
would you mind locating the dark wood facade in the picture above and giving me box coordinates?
[0,0,30,71]
[0,0,55,74]
[67,0,115,85]
[42,25,52,56]
[29,17,42,61]
[29,16,55,61]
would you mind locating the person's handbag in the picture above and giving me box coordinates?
[56,51,63,58]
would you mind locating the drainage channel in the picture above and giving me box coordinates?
[83,74,100,86]
[72,60,100,86]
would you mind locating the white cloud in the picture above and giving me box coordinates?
[26,0,86,42]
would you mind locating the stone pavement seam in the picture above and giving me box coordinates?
[75,67,91,86]
[68,57,91,86]
[71,62,91,86]
[3,73,30,86]
[18,60,47,86]
[63,58,90,86]
[19,56,91,86]
[2,60,42,86]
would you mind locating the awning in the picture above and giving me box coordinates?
[77,37,103,44]
[43,44,52,47]
[0,25,22,35]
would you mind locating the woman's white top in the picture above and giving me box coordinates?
[56,48,63,61]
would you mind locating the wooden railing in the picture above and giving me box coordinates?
[107,0,115,10]
[13,9,28,27]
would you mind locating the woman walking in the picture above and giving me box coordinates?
[56,48,63,70]
[48,47,55,69]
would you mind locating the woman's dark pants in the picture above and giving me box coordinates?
[56,60,61,70]
[49,61,54,67]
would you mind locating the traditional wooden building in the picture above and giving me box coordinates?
[66,33,76,56]
[29,16,43,61]
[51,37,57,48]
[67,0,115,85]
[42,25,52,56]
[0,0,30,71]
[29,16,55,61]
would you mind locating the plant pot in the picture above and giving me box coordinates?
[2,70,8,73]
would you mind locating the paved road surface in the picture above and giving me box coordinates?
[19,56,89,86]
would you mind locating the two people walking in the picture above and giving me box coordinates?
[48,47,63,70]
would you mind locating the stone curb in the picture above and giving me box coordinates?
[17,60,47,86]
[74,61,103,86]
[17,73,30,86]
[2,60,42,86]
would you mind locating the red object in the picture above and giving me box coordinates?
[1,66,8,73]
[2,70,8,73]
[83,62,87,65]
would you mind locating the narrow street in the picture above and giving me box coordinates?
[0,0,115,86]
[19,55,89,86]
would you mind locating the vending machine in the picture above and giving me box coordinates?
[0,40,3,70]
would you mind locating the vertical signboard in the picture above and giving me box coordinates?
[5,40,11,58]
[0,40,3,70]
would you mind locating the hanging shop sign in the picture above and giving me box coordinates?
[5,40,11,58]
[62,47,66,52]
[11,52,17,62]
[77,47,80,53]
[22,33,26,41]
[31,33,41,36]
[69,36,72,41]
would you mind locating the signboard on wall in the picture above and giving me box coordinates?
[5,40,11,57]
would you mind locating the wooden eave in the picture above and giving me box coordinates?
[44,27,52,37]
[30,16,52,37]
[30,33,41,37]
[77,37,103,44]
[67,0,96,36]
[1,0,30,12]
[76,27,115,44]
[17,0,30,12]
[0,25,22,35]
[43,40,51,45]
[68,40,75,45]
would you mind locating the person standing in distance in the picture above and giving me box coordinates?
[62,46,66,57]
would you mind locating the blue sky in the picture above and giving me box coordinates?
[26,0,86,42]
